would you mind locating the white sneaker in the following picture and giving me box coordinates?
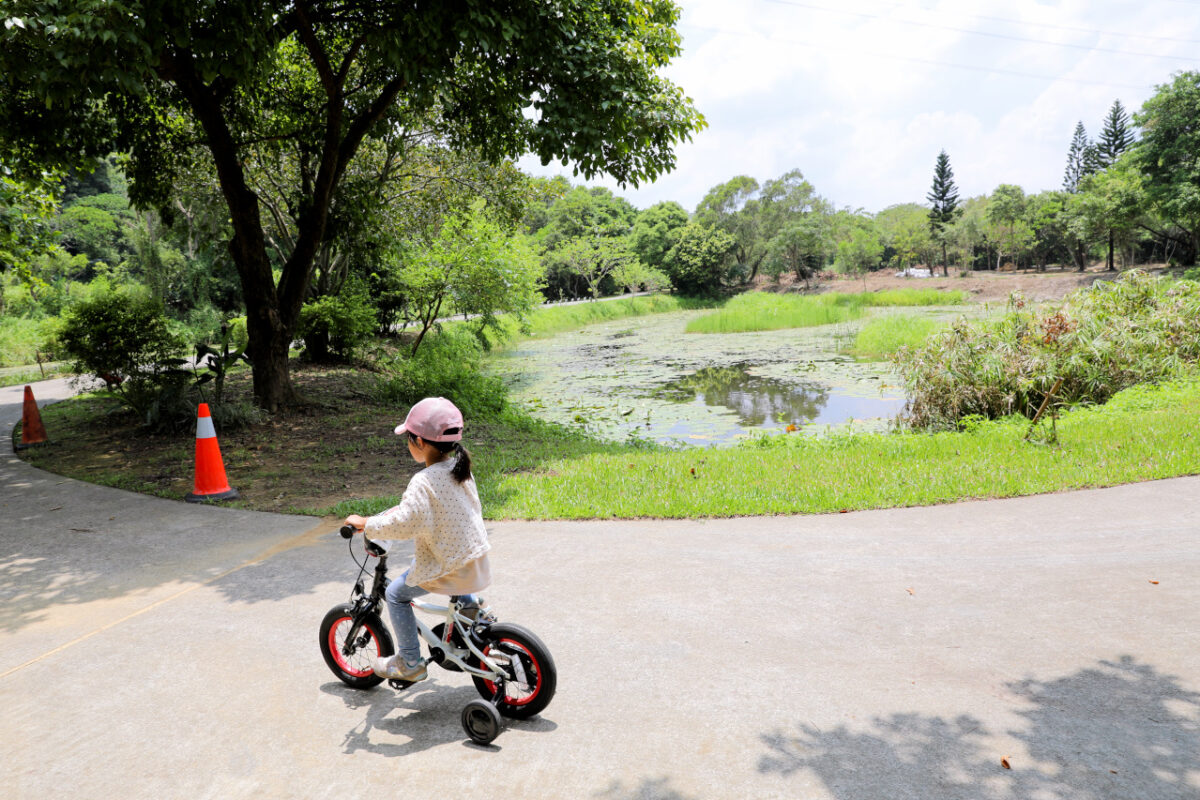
[372,654,427,681]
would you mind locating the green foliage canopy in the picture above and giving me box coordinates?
[629,201,690,271]
[0,166,61,291]
[0,0,704,409]
[399,202,542,355]
[1133,71,1200,263]
[660,222,736,296]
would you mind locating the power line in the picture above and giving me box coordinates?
[762,0,1200,63]
[681,23,1155,91]
[949,9,1200,46]
[829,0,1200,45]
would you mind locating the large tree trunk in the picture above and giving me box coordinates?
[251,320,298,409]
[1107,229,1115,271]
[942,242,948,276]
[164,50,304,412]
[159,36,405,411]
[230,207,300,411]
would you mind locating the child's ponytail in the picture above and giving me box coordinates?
[418,434,473,484]
[450,442,473,484]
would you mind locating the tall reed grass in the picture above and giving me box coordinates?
[464,294,720,349]
[851,315,946,359]
[525,295,718,338]
[685,289,966,334]
[894,271,1200,429]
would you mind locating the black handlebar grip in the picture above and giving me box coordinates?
[339,524,356,539]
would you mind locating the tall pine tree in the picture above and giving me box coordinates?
[1097,99,1136,168]
[1063,121,1097,192]
[1096,100,1138,271]
[927,149,960,276]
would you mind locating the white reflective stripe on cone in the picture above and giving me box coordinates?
[196,415,217,439]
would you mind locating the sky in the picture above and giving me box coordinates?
[518,0,1200,215]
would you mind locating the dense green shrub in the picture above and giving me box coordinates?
[298,278,377,362]
[58,288,184,384]
[56,287,195,425]
[374,328,508,419]
[660,223,738,296]
[894,271,1200,429]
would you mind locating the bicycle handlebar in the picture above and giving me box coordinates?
[341,523,387,557]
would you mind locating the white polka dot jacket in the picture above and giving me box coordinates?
[364,459,492,592]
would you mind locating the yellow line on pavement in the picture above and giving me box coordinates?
[0,519,337,681]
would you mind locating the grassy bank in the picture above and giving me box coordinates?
[895,271,1200,429]
[474,373,1200,518]
[16,364,631,515]
[685,289,966,334]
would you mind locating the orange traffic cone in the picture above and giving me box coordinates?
[185,403,240,503]
[15,385,49,450]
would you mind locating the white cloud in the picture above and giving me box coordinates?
[521,0,1200,213]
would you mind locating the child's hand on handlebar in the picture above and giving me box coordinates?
[343,514,367,532]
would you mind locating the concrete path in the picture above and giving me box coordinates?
[2,379,1198,799]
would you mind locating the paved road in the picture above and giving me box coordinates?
[2,380,1198,799]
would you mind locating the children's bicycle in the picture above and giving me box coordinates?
[318,525,556,745]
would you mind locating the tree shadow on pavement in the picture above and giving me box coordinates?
[592,777,700,800]
[758,656,1200,800]
[0,510,335,634]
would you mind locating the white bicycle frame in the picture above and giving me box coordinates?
[408,598,518,683]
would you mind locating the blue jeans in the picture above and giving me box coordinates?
[385,567,477,664]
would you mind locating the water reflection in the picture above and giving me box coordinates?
[645,363,904,430]
[647,364,829,426]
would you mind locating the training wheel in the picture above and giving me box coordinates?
[461,699,502,745]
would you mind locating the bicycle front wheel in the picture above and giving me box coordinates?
[319,603,394,689]
[471,623,557,719]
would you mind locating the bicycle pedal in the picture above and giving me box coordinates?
[388,678,416,690]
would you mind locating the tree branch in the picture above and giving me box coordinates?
[279,75,406,318]
[154,46,274,300]
[336,35,368,87]
[294,4,338,99]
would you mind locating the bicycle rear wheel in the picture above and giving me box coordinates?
[471,623,556,719]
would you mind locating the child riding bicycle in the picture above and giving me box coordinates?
[344,397,493,683]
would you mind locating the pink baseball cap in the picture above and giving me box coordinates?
[394,397,464,442]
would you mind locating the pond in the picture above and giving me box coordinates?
[488,308,952,445]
